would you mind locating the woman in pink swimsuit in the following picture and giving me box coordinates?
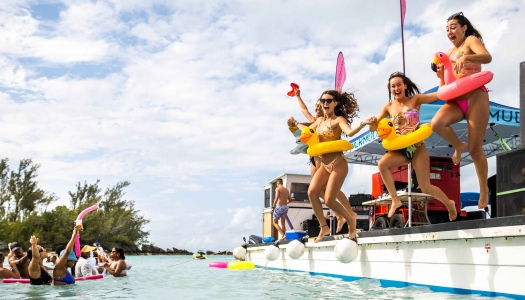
[431,12,492,208]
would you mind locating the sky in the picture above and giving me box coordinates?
[0,0,523,252]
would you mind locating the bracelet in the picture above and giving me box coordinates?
[12,267,17,271]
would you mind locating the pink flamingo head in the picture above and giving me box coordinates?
[431,52,455,84]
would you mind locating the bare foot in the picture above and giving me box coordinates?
[314,225,330,243]
[335,216,346,233]
[280,236,286,241]
[388,198,403,218]
[347,215,357,239]
[478,193,489,209]
[452,142,467,165]
[445,200,457,221]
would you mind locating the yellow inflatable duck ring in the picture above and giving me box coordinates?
[299,127,353,157]
[377,118,432,150]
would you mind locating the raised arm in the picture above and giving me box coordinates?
[288,116,321,131]
[28,236,41,278]
[369,103,390,132]
[295,89,316,122]
[338,117,375,138]
[55,226,79,269]
[415,92,439,106]
[9,254,28,266]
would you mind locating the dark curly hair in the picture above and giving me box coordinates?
[448,12,484,44]
[387,72,421,101]
[319,90,359,129]
[113,247,125,260]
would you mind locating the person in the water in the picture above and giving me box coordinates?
[53,225,80,285]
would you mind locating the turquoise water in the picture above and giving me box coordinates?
[2,256,510,299]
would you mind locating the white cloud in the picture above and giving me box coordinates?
[0,0,523,251]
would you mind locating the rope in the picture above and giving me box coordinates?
[490,125,511,151]
[167,259,196,268]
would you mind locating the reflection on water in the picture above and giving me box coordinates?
[2,256,510,299]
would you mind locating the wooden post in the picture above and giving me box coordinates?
[520,61,525,148]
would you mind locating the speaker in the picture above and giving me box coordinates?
[488,174,497,217]
[496,148,525,217]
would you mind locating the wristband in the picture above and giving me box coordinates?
[12,267,17,271]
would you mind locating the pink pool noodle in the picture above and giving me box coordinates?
[3,274,103,284]
[74,205,98,258]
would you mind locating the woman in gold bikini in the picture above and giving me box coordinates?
[290,87,357,234]
[289,90,372,242]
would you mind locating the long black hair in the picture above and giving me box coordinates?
[448,12,484,44]
[319,90,359,128]
[26,246,44,262]
[114,247,125,260]
[387,72,421,101]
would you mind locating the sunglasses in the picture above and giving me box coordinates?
[39,247,46,253]
[447,12,464,21]
[319,98,334,104]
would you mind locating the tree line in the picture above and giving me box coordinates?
[0,158,150,251]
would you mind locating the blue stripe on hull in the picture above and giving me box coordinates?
[258,266,525,299]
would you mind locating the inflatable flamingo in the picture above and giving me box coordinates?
[431,52,493,100]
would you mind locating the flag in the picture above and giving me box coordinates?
[401,0,406,28]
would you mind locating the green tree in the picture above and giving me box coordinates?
[7,159,51,222]
[69,180,102,210]
[0,158,10,220]
[0,159,150,251]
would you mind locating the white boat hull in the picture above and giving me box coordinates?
[246,217,525,298]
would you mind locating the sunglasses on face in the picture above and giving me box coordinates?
[319,98,334,104]
[447,12,464,21]
[39,247,46,253]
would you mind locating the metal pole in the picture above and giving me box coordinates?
[408,163,412,227]
[520,61,525,148]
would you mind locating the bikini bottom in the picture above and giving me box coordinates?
[321,154,347,174]
[455,85,489,115]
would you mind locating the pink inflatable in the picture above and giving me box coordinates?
[2,274,103,284]
[74,205,98,257]
[209,262,228,268]
[431,52,493,100]
[74,274,104,281]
